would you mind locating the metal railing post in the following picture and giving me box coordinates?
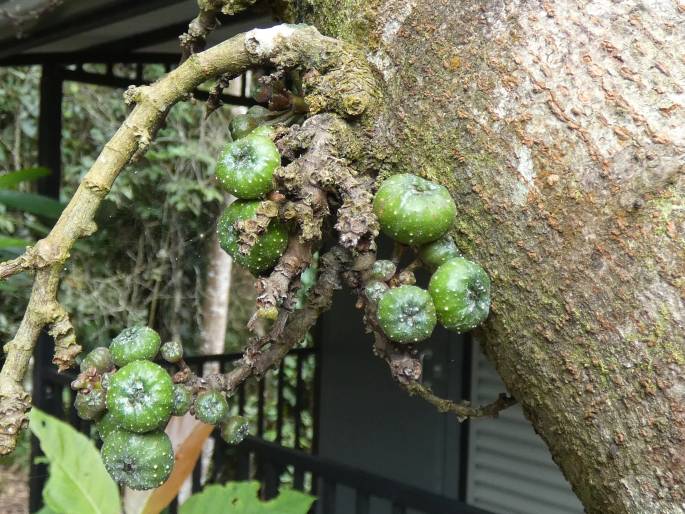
[29,62,64,514]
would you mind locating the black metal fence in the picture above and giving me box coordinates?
[228,437,491,514]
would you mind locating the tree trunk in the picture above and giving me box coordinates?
[289,1,685,512]
[201,230,232,361]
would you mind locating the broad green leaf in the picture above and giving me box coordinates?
[0,236,30,249]
[0,167,50,189]
[180,481,315,514]
[0,190,65,219]
[36,507,59,514]
[29,409,121,514]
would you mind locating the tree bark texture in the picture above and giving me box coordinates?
[287,1,685,512]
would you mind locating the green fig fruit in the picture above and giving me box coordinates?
[109,326,161,367]
[217,200,288,276]
[160,341,183,364]
[419,235,461,270]
[215,135,280,199]
[107,360,173,433]
[377,285,437,343]
[80,347,115,374]
[101,430,174,490]
[194,390,229,425]
[373,174,456,245]
[428,257,491,333]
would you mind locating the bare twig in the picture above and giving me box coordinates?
[404,382,516,421]
[180,0,259,61]
[186,246,346,394]
[253,238,313,322]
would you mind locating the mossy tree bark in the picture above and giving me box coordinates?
[286,1,685,512]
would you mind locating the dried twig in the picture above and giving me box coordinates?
[186,246,347,394]
[180,0,259,61]
[404,382,516,421]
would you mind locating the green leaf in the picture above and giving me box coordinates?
[0,236,30,249]
[0,167,50,189]
[29,409,121,514]
[180,481,315,514]
[36,507,59,514]
[0,190,64,219]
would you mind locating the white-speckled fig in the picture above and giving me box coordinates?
[106,360,173,433]
[215,135,280,199]
[217,200,288,276]
[79,347,115,374]
[75,387,106,421]
[428,257,491,333]
[172,384,192,417]
[418,235,461,270]
[160,341,183,363]
[220,415,250,445]
[194,390,229,425]
[101,430,174,490]
[369,259,396,281]
[377,285,437,343]
[364,280,390,304]
[109,326,161,367]
[373,174,456,245]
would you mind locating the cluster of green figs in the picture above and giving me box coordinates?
[215,110,287,275]
[73,327,248,490]
[214,115,491,343]
[370,174,491,343]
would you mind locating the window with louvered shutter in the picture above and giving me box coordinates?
[466,343,584,514]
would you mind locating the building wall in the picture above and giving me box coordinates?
[466,340,584,514]
[316,286,466,510]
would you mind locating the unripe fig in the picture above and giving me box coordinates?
[107,360,173,433]
[229,106,272,140]
[220,415,250,445]
[75,387,106,421]
[95,411,120,441]
[215,135,280,199]
[373,174,456,245]
[101,430,174,490]
[160,341,183,364]
[172,384,192,417]
[419,235,461,270]
[194,390,229,425]
[109,326,161,367]
[80,347,114,374]
[377,285,437,343]
[229,115,259,141]
[364,280,389,304]
[428,257,491,333]
[369,260,396,281]
[251,124,276,139]
[217,200,288,276]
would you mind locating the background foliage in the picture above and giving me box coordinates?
[0,65,256,352]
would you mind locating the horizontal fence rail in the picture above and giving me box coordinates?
[232,437,492,514]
